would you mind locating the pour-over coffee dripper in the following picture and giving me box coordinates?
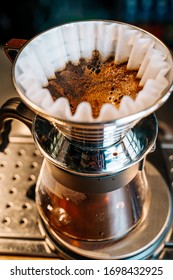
[0,20,173,259]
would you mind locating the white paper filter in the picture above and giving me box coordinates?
[14,21,172,122]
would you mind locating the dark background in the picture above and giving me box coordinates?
[1,0,173,49]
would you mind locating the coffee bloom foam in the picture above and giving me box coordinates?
[14,21,172,122]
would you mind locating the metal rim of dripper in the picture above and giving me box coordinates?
[11,20,173,145]
[32,114,158,191]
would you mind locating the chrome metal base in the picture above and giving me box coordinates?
[42,162,173,259]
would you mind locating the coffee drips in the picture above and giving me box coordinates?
[45,50,142,118]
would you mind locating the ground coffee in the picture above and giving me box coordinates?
[45,50,142,118]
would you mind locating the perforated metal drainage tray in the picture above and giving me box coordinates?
[0,135,58,258]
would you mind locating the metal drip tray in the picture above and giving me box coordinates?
[0,136,57,258]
